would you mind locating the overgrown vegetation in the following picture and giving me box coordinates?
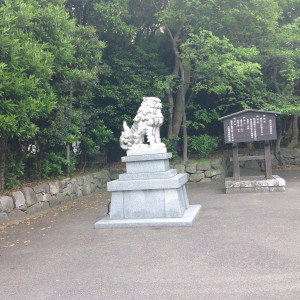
[0,0,299,190]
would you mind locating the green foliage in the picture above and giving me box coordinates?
[186,106,219,131]
[188,135,220,159]
[25,151,76,180]
[162,135,181,160]
[79,119,114,163]
[0,0,57,140]
[181,29,264,111]
[4,148,25,190]
[1,0,299,190]
[97,45,167,139]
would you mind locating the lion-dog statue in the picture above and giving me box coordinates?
[120,97,164,151]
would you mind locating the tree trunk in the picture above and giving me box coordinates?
[66,143,70,177]
[167,92,174,139]
[0,138,7,190]
[67,82,73,175]
[172,90,184,136]
[275,119,283,165]
[287,115,298,148]
[164,24,190,161]
[182,106,188,163]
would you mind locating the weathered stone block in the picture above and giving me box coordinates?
[0,196,13,213]
[22,187,38,207]
[7,210,26,221]
[12,191,26,208]
[269,186,285,192]
[197,162,212,171]
[49,181,60,195]
[82,185,91,196]
[211,159,223,170]
[185,163,197,174]
[174,164,185,174]
[76,176,84,186]
[36,193,51,203]
[16,205,27,211]
[99,171,111,186]
[49,196,61,207]
[189,172,205,182]
[0,212,9,223]
[240,187,270,193]
[40,202,50,210]
[73,184,82,197]
[33,184,50,194]
[63,184,73,196]
[27,203,42,215]
[70,178,77,185]
[85,175,93,185]
[90,183,97,193]
[58,193,70,203]
[211,175,223,182]
[59,179,69,193]
[205,170,221,178]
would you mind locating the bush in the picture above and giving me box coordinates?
[26,151,76,180]
[188,135,220,159]
[162,135,181,160]
[5,148,25,189]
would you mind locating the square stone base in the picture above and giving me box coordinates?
[225,175,286,193]
[94,205,201,228]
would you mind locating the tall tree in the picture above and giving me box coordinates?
[0,0,56,188]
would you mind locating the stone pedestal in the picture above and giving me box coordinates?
[225,175,286,193]
[95,153,201,228]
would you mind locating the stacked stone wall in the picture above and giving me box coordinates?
[0,170,114,224]
[171,157,229,183]
[1,148,299,225]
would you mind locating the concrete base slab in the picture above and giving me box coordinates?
[225,175,286,193]
[94,205,201,228]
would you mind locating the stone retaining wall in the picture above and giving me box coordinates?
[171,157,228,183]
[1,148,298,224]
[226,148,300,174]
[0,170,114,224]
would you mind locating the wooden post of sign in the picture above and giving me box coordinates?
[232,142,240,181]
[264,140,272,180]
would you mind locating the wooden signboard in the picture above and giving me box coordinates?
[219,110,278,144]
[219,109,281,181]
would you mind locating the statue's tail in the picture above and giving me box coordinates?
[120,121,131,150]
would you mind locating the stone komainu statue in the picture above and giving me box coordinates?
[120,97,164,150]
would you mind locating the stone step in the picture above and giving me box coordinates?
[107,173,188,191]
[118,169,177,181]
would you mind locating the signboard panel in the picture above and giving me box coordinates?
[221,111,277,144]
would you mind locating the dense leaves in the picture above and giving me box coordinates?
[0,0,299,189]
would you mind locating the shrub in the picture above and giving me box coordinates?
[162,135,181,160]
[188,135,220,159]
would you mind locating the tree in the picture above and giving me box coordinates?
[156,0,273,161]
[66,0,168,158]
[258,13,300,149]
[0,0,56,188]
[0,0,109,187]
